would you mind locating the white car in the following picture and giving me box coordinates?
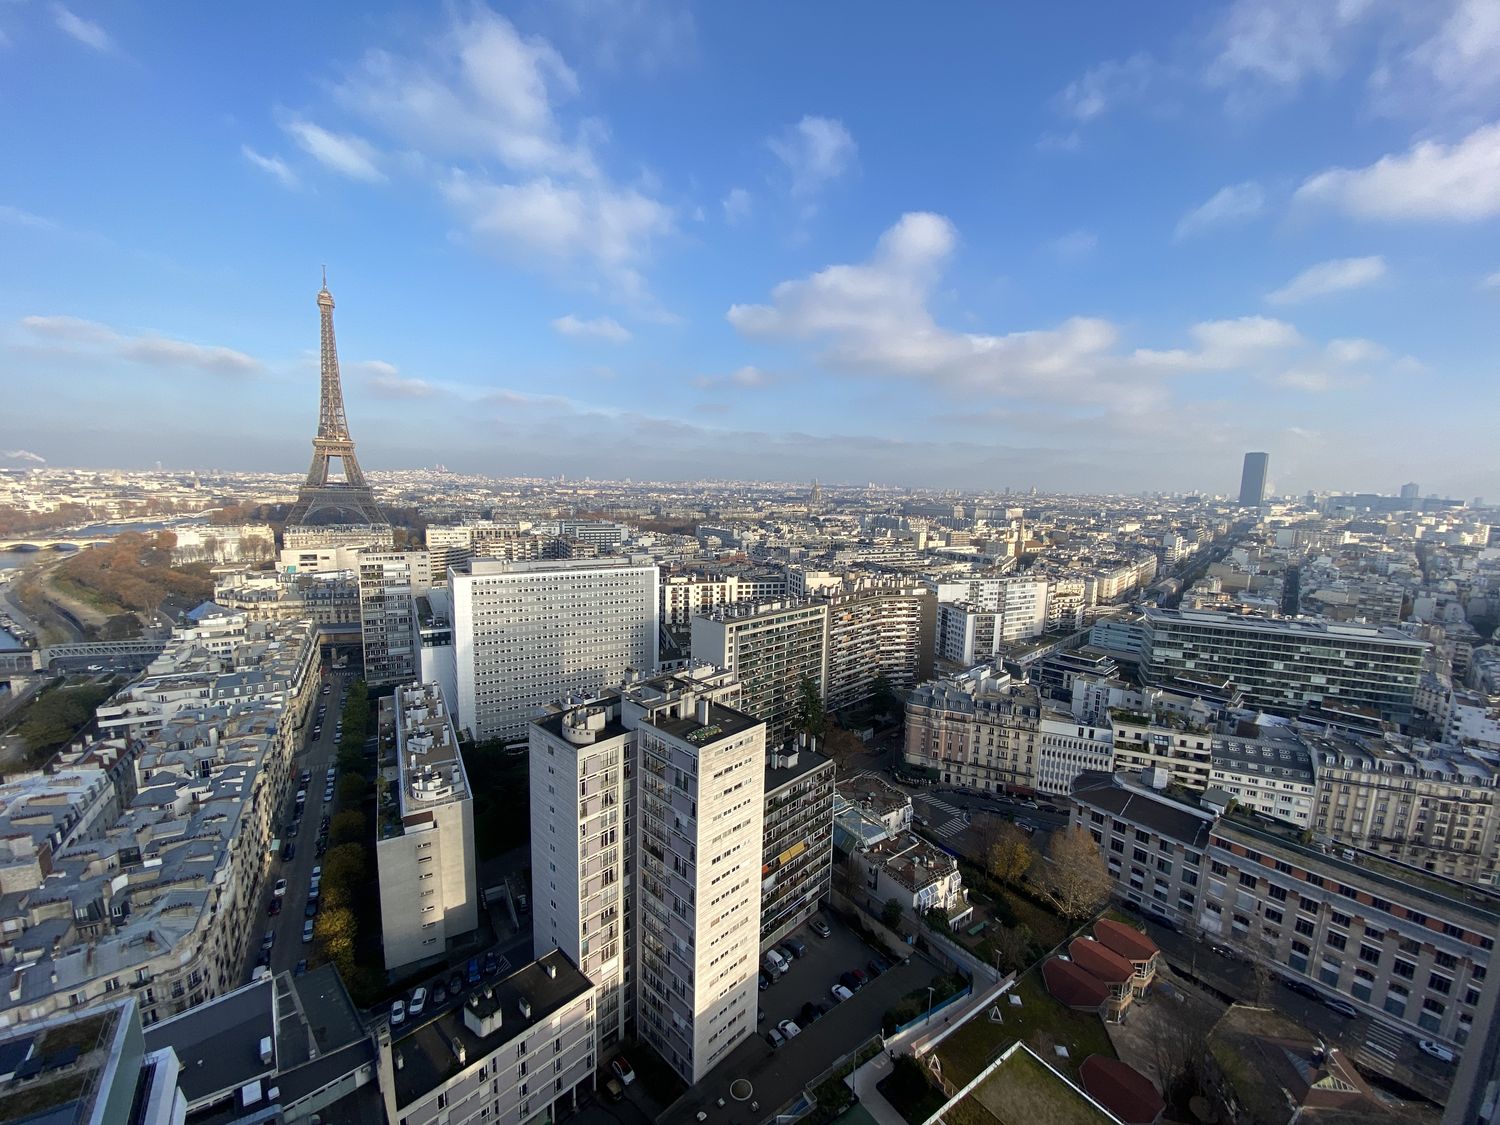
[311,865,322,880]
[777,1019,801,1039]
[390,1000,406,1026]
[272,878,288,898]
[1418,1039,1456,1064]
[410,987,428,1019]
[830,984,854,1002]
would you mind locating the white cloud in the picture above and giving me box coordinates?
[1266,255,1388,304]
[551,314,632,343]
[313,7,674,309]
[241,145,298,189]
[1048,229,1097,259]
[1054,53,1154,123]
[552,0,697,75]
[51,4,110,52]
[0,204,58,231]
[20,315,260,375]
[722,187,752,224]
[1483,270,1500,289]
[695,365,771,391]
[366,368,439,399]
[767,116,856,198]
[1,450,45,464]
[1371,0,1500,119]
[1205,0,1374,98]
[1132,317,1305,373]
[1295,121,1500,220]
[443,173,672,306]
[1174,181,1266,239]
[1325,337,1388,364]
[281,118,384,182]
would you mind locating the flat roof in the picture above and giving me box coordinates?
[648,700,762,747]
[145,978,276,1106]
[1143,606,1425,646]
[390,950,590,1109]
[765,745,833,792]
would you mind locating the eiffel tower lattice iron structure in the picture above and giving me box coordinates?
[285,273,387,527]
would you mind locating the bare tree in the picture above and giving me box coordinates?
[993,923,1034,972]
[1146,994,1219,1113]
[1040,825,1112,920]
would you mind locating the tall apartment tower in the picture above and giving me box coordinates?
[359,550,431,686]
[376,682,477,973]
[528,666,759,1080]
[1238,451,1269,507]
[634,695,765,1084]
[824,585,935,711]
[691,601,829,747]
[449,558,659,742]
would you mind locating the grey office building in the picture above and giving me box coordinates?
[1238,452,1269,507]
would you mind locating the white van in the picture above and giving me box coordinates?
[762,949,788,976]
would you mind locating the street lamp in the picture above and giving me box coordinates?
[926,985,936,1024]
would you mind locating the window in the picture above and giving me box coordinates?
[1359,945,1381,965]
[1393,960,1416,980]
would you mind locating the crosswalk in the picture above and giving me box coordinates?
[921,797,966,817]
[931,818,968,840]
[1363,1020,1405,1061]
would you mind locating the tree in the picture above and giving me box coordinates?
[1040,825,1112,920]
[330,809,367,846]
[881,898,905,930]
[794,676,828,740]
[315,906,357,968]
[871,672,897,716]
[821,725,863,772]
[924,905,951,932]
[336,773,369,806]
[322,842,367,889]
[982,820,1035,885]
[993,923,1034,972]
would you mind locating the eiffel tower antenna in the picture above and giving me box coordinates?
[285,272,386,527]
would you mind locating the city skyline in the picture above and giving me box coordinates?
[3,2,1499,496]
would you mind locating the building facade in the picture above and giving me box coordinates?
[359,550,430,687]
[691,600,828,748]
[376,682,478,973]
[903,667,1041,794]
[450,558,659,742]
[761,738,835,948]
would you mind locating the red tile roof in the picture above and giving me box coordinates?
[1079,1055,1165,1125]
[1069,937,1134,984]
[1042,957,1108,1011]
[1095,918,1159,963]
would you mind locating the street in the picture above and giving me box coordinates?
[249,669,347,980]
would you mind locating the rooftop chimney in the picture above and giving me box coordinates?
[695,698,711,725]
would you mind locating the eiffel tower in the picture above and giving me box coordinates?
[285,272,386,527]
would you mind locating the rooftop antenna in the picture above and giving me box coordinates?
[321,264,327,289]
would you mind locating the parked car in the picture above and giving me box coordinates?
[432,981,447,1007]
[262,930,275,950]
[302,919,315,943]
[766,1026,785,1049]
[776,943,799,967]
[1323,997,1358,1019]
[267,899,282,916]
[311,865,322,880]
[390,999,405,1026]
[830,984,854,1002]
[800,1001,821,1025]
[1281,977,1320,1000]
[483,951,499,976]
[763,949,788,976]
[866,958,886,979]
[293,959,307,976]
[849,968,868,989]
[604,1077,625,1101]
[1418,1039,1456,1064]
[467,957,481,984]
[777,1019,801,1039]
[449,971,464,996]
[304,899,318,919]
[610,1056,635,1086]
[283,842,297,860]
[782,936,807,959]
[273,878,288,898]
[410,987,428,1019]
[758,970,771,991]
[300,770,312,784]
[810,917,832,938]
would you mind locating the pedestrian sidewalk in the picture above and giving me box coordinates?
[848,1052,908,1125]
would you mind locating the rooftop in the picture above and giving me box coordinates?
[764,742,834,792]
[390,682,469,833]
[0,1003,124,1125]
[390,949,590,1109]
[1143,606,1425,647]
[1070,770,1216,850]
[648,699,762,747]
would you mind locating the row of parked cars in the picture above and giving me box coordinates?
[762,938,893,1048]
[390,950,505,1027]
[1277,976,1456,1063]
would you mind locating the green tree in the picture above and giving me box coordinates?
[322,842,367,889]
[881,898,904,930]
[336,773,369,806]
[794,676,828,740]
[330,809,367,847]
[924,905,951,931]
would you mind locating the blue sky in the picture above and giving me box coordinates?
[2,1,1498,497]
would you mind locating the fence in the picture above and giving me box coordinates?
[889,983,972,1037]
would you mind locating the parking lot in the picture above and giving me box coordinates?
[656,912,943,1125]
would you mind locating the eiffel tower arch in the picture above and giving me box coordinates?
[285,274,387,527]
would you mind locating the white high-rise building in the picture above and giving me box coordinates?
[450,558,659,742]
[635,695,765,1084]
[359,549,431,686]
[377,682,478,972]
